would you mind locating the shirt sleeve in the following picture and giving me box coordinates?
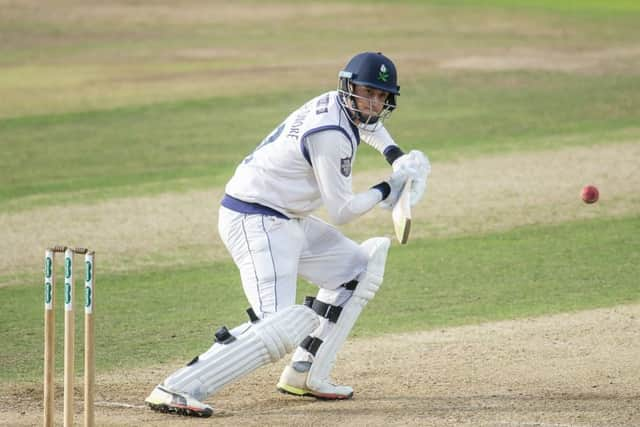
[305,130,383,225]
[360,124,404,165]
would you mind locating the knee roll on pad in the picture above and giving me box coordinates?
[163,305,319,401]
[353,237,391,301]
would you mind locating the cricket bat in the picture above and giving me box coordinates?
[391,179,412,244]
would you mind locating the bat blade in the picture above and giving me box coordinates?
[391,179,412,244]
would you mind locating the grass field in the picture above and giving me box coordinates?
[1,1,639,425]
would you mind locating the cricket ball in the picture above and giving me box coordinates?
[581,185,599,204]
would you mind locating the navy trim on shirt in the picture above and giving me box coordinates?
[222,194,289,219]
[300,125,355,167]
[300,138,312,165]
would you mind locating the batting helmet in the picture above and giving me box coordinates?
[338,52,400,127]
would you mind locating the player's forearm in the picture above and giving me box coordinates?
[361,126,405,165]
[326,188,385,225]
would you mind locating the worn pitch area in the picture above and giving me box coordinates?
[2,304,638,426]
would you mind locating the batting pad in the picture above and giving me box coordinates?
[163,304,319,401]
[307,237,390,390]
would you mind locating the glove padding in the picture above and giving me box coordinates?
[379,166,416,210]
[387,150,431,207]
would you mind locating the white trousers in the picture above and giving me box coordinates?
[218,206,369,317]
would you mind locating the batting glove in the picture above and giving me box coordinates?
[393,150,431,206]
[379,166,415,210]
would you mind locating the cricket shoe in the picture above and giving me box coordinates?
[277,361,353,400]
[145,384,213,417]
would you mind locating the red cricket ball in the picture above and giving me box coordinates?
[581,185,599,204]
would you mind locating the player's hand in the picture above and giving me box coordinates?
[393,150,430,206]
[379,166,415,210]
[393,150,430,177]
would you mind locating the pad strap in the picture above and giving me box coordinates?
[304,296,316,307]
[246,307,260,323]
[300,335,324,356]
[343,279,358,290]
[214,326,236,344]
[304,295,345,323]
[311,299,343,323]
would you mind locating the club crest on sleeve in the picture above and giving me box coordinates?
[340,157,352,177]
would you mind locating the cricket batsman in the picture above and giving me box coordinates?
[145,51,431,417]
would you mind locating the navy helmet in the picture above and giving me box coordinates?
[338,52,400,127]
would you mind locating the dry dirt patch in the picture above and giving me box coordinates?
[3,304,638,426]
[2,141,639,285]
[439,46,640,73]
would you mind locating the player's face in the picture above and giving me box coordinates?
[352,85,390,120]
